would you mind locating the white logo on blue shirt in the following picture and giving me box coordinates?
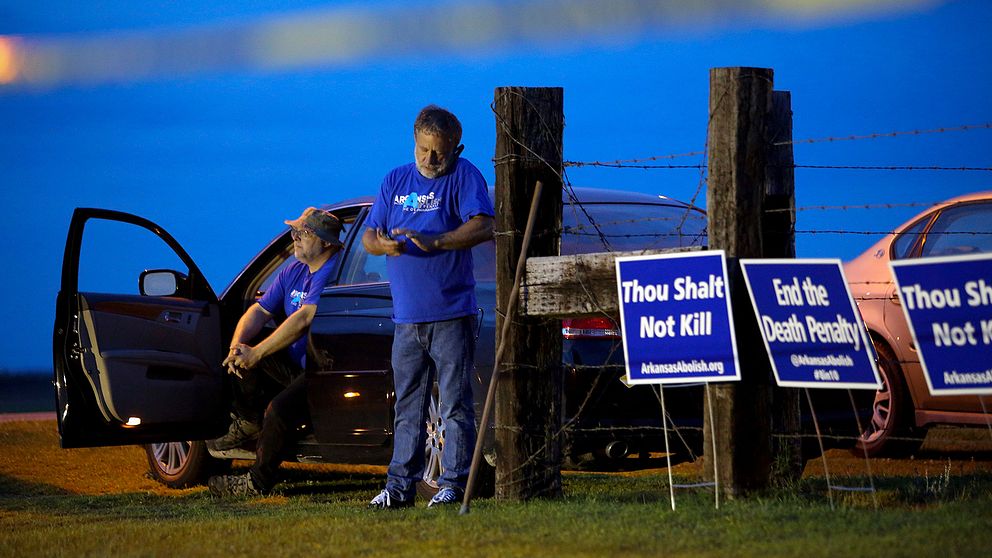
[290,289,306,308]
[394,191,441,212]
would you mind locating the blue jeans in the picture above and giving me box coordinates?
[386,315,477,499]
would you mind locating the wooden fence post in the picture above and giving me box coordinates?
[765,90,803,484]
[493,86,564,500]
[703,67,776,496]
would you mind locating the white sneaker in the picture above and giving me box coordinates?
[427,487,462,508]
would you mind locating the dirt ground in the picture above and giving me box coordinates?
[2,417,989,498]
[3,368,990,491]
[560,425,992,486]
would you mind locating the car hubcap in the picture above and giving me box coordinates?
[861,366,892,443]
[150,441,191,475]
[423,392,445,489]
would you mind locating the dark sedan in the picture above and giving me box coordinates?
[53,187,709,492]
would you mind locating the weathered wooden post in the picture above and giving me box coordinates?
[703,67,776,496]
[765,91,803,484]
[493,86,564,500]
[765,91,796,260]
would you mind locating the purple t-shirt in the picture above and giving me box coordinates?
[257,252,340,368]
[365,158,494,323]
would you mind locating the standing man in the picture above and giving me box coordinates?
[364,105,494,508]
[207,207,344,497]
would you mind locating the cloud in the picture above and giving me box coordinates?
[1,0,941,89]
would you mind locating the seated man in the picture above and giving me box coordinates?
[207,207,343,497]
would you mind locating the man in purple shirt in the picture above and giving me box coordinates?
[363,105,494,508]
[207,207,343,497]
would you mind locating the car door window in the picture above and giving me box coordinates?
[339,230,388,285]
[889,216,930,260]
[255,248,296,299]
[79,219,190,295]
[920,202,992,257]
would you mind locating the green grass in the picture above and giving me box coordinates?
[2,420,991,557]
[3,470,992,557]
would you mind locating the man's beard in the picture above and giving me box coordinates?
[416,161,447,179]
[416,152,455,179]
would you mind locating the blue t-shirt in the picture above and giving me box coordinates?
[365,158,494,323]
[257,252,340,368]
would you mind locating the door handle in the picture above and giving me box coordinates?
[162,311,183,324]
[889,292,901,306]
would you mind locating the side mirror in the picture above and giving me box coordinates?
[140,269,186,297]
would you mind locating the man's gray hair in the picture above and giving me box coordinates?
[414,104,462,144]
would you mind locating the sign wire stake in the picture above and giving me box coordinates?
[658,385,676,511]
[705,383,720,510]
[804,388,834,510]
[846,389,879,510]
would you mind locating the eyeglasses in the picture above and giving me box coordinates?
[290,228,315,241]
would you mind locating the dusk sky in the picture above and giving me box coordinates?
[1,0,990,371]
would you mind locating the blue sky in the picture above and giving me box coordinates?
[1,0,990,371]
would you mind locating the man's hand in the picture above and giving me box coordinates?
[391,227,441,252]
[222,344,260,378]
[231,343,261,370]
[376,228,406,256]
[222,347,245,378]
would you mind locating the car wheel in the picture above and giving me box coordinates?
[144,441,229,488]
[853,342,925,457]
[415,386,495,499]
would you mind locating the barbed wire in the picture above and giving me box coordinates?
[565,150,707,167]
[562,162,992,171]
[794,229,992,236]
[775,122,992,147]
[560,425,937,446]
[486,320,986,489]
[521,228,992,238]
[559,123,992,169]
[794,164,992,172]
[766,201,943,214]
[489,89,711,255]
[565,231,710,239]
[482,106,991,489]
[565,161,706,169]
[491,88,617,253]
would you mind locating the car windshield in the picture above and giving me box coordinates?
[473,201,706,281]
[561,202,706,255]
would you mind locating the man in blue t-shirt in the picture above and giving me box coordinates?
[364,105,495,509]
[207,207,343,497]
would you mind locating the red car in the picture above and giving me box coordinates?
[844,191,992,456]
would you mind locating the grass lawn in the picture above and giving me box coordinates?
[1,420,991,557]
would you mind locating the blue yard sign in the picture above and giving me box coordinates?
[891,253,992,396]
[740,259,881,390]
[615,250,740,385]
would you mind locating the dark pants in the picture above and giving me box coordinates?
[250,372,309,493]
[229,353,309,494]
[230,353,300,425]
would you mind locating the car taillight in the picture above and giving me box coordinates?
[562,317,621,339]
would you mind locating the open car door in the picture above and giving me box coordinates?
[53,208,227,448]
